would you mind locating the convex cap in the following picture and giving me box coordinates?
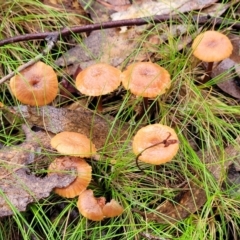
[51,132,97,158]
[10,61,58,106]
[75,63,121,96]
[192,31,233,62]
[121,62,171,98]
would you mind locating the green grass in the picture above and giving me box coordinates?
[1,0,240,239]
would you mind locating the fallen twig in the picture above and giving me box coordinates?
[0,14,239,47]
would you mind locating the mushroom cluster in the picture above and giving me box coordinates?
[9,60,178,222]
[49,131,124,221]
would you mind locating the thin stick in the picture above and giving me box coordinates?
[135,132,178,171]
[0,34,59,85]
[0,15,239,47]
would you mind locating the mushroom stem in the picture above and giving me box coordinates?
[136,97,149,120]
[96,96,103,113]
[202,62,214,83]
[135,132,178,171]
[143,97,149,112]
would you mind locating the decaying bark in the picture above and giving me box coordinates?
[0,125,76,217]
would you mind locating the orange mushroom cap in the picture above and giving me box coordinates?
[121,62,171,98]
[77,189,105,221]
[10,61,58,106]
[132,124,179,165]
[75,63,121,96]
[51,132,97,158]
[48,156,92,198]
[192,31,233,62]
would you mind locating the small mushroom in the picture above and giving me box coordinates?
[77,189,124,221]
[10,61,58,106]
[75,63,121,112]
[192,31,233,83]
[121,62,171,117]
[50,131,97,158]
[48,156,92,198]
[132,124,179,167]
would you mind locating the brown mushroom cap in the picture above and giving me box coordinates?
[132,124,179,165]
[51,132,97,158]
[10,61,58,106]
[48,156,92,198]
[75,63,121,96]
[192,31,233,62]
[121,62,171,98]
[77,189,105,221]
[102,199,124,218]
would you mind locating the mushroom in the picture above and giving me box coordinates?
[10,61,58,106]
[48,156,92,198]
[120,62,171,117]
[77,189,124,221]
[192,31,233,83]
[75,63,121,112]
[50,131,97,158]
[132,124,179,169]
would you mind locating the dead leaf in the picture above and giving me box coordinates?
[11,105,130,150]
[42,0,88,26]
[229,34,240,63]
[0,168,75,217]
[96,0,131,12]
[110,0,217,33]
[201,2,233,17]
[214,60,240,99]
[55,28,141,68]
[209,34,240,98]
[79,0,112,22]
[0,125,76,217]
[145,181,207,223]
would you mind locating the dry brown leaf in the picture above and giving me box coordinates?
[96,0,131,12]
[145,181,207,223]
[210,34,240,98]
[11,105,130,150]
[0,168,75,217]
[110,0,217,33]
[43,0,88,25]
[55,28,141,68]
[0,125,76,217]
